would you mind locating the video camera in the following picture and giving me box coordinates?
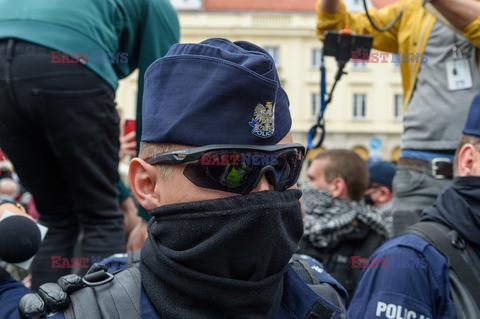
[307,30,373,150]
[323,30,373,64]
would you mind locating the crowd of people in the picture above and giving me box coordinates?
[0,0,479,318]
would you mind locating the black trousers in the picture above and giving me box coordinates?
[0,39,125,290]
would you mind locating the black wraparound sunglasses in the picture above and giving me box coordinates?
[145,143,305,195]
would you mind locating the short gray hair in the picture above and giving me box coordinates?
[453,134,480,176]
[139,142,181,179]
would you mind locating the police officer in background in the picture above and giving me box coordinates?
[3,38,347,319]
[348,92,480,318]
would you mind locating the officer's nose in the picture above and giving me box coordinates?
[251,175,274,193]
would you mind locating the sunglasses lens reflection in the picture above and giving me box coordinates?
[183,148,304,194]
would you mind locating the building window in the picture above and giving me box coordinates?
[311,93,321,120]
[169,0,202,10]
[392,53,400,70]
[394,94,403,121]
[352,145,369,161]
[352,60,368,70]
[264,46,280,67]
[353,93,367,120]
[311,49,322,69]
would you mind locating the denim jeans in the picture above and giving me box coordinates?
[391,168,452,237]
[0,39,125,290]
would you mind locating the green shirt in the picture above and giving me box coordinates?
[0,0,179,220]
[0,0,179,90]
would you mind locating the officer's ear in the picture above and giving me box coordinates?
[129,158,162,210]
[457,143,480,177]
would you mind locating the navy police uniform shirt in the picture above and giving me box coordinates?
[348,233,458,319]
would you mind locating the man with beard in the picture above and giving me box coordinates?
[2,38,347,319]
[298,149,387,305]
[348,93,480,318]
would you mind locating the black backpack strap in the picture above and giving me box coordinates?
[290,254,347,319]
[64,267,141,319]
[293,258,320,285]
[127,249,142,268]
[307,283,346,319]
[408,221,480,305]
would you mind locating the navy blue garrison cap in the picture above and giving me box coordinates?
[463,91,480,137]
[142,38,291,146]
[368,161,396,188]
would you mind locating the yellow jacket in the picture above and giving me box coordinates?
[316,0,480,110]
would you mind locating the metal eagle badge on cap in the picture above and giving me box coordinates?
[249,102,275,138]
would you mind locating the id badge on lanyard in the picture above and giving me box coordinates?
[446,45,473,91]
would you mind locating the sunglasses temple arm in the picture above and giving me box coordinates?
[148,153,193,165]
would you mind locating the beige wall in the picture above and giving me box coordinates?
[116,9,404,179]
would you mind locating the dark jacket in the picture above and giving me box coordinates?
[299,221,384,305]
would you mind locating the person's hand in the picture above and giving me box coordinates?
[119,197,140,233]
[0,202,32,220]
[22,274,32,290]
[321,0,341,13]
[119,132,136,159]
[119,120,137,160]
[126,218,148,252]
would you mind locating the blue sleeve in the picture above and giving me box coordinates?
[0,276,31,319]
[347,235,457,319]
[98,253,129,272]
[0,276,67,319]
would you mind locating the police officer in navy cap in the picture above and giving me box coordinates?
[349,92,480,318]
[3,38,347,319]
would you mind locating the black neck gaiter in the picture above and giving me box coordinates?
[140,189,304,319]
[422,176,480,246]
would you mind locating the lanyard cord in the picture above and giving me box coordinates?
[363,0,405,32]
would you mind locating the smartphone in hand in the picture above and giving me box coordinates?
[124,118,136,143]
